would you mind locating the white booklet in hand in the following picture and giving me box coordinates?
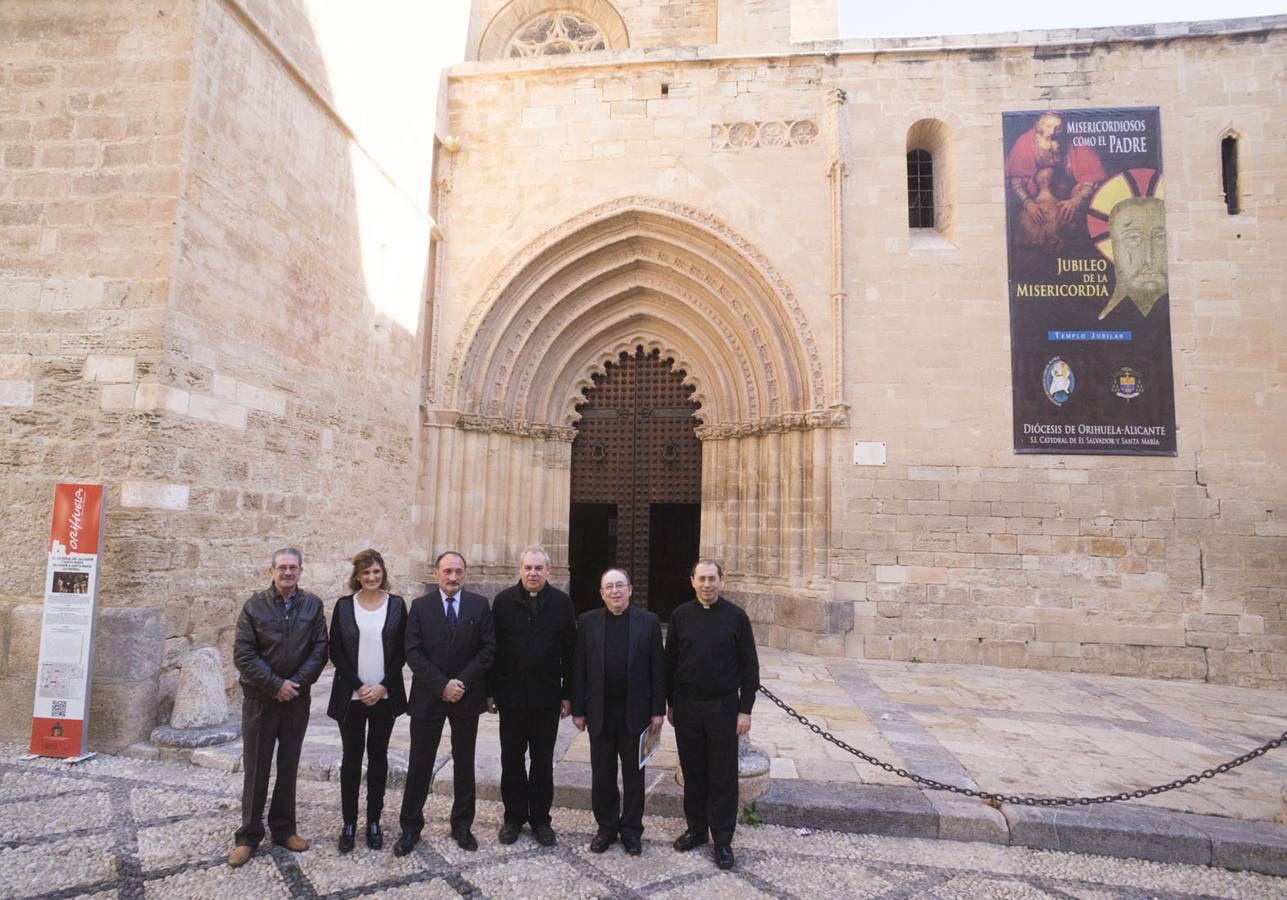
[638,724,661,769]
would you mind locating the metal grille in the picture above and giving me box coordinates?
[570,347,702,606]
[907,148,935,228]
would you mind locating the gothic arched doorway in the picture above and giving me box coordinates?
[568,346,702,619]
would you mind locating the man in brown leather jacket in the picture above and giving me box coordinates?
[228,547,328,867]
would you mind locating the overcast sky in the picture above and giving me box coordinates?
[838,1,1285,38]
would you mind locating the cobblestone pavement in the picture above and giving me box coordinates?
[2,751,1285,899]
[188,649,1287,820]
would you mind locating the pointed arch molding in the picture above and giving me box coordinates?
[443,197,836,436]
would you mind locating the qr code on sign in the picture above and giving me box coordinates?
[51,700,67,718]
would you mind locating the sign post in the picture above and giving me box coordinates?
[28,483,106,762]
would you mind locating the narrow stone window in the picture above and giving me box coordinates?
[1221,135,1240,215]
[907,149,934,229]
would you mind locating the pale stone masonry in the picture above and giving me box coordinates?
[0,1,1283,748]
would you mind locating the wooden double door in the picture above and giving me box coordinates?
[568,348,702,621]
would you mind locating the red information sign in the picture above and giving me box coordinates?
[29,484,106,759]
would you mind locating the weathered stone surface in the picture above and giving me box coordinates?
[1183,811,1287,877]
[168,646,228,729]
[928,793,1009,845]
[756,779,939,838]
[1005,804,1212,866]
[91,607,165,683]
[150,720,240,749]
[551,760,595,810]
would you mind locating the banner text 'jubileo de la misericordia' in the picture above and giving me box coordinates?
[1003,107,1177,455]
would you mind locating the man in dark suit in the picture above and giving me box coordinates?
[666,558,759,871]
[487,545,576,846]
[571,567,665,855]
[395,551,495,855]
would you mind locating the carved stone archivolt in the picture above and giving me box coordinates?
[442,196,827,436]
[711,120,820,151]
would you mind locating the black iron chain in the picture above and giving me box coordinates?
[758,684,1287,807]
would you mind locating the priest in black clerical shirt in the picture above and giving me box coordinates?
[664,559,760,871]
[571,567,665,856]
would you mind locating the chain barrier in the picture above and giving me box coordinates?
[758,684,1287,807]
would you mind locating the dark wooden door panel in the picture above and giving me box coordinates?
[569,347,701,621]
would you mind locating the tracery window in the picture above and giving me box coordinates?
[508,12,608,57]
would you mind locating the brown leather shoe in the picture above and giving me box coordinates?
[279,834,309,852]
[227,845,255,867]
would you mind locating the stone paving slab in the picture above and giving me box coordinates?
[151,648,1287,876]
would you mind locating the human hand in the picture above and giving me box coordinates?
[442,679,465,702]
[650,716,664,733]
[572,716,585,732]
[736,713,751,736]
[560,699,571,719]
[275,680,300,702]
[486,697,497,714]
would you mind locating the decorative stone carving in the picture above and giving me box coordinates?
[508,13,608,57]
[457,413,576,442]
[711,120,820,151]
[150,647,240,749]
[693,408,848,439]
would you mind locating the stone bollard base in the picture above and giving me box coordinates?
[674,734,772,809]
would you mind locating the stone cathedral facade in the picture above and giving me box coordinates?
[1,1,1284,749]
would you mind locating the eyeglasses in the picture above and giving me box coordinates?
[601,582,629,592]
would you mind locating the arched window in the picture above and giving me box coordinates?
[508,12,608,57]
[1221,135,1240,215]
[907,149,934,229]
[906,118,956,246]
[476,1,629,61]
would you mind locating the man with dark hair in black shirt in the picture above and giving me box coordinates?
[571,567,665,856]
[665,558,759,871]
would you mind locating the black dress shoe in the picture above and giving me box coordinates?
[672,830,708,852]
[392,832,418,857]
[714,845,735,870]
[452,829,478,851]
[497,822,522,845]
[589,831,616,853]
[622,835,642,856]
[366,821,383,851]
[533,823,556,846]
[337,822,356,854]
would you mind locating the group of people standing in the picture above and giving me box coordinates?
[227,544,760,873]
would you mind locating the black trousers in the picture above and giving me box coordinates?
[672,692,739,846]
[399,713,478,837]
[338,699,396,824]
[590,699,646,839]
[235,694,310,847]
[498,705,561,827]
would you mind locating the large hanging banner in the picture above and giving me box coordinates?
[1003,107,1177,455]
[29,483,105,759]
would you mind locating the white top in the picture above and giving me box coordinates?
[352,594,388,700]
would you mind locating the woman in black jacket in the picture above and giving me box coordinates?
[327,548,407,852]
